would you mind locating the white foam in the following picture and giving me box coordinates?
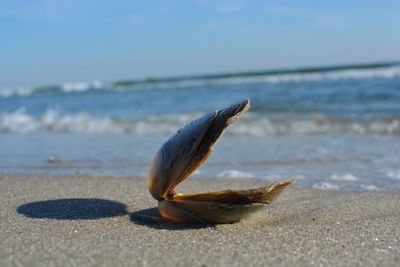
[386,170,400,180]
[216,170,256,179]
[292,174,305,180]
[312,182,339,190]
[0,108,39,133]
[210,66,400,86]
[261,174,303,181]
[226,115,400,136]
[0,86,34,98]
[0,81,104,98]
[0,109,119,134]
[192,170,201,176]
[330,173,359,181]
[0,109,201,134]
[1,109,400,136]
[61,80,104,93]
[360,184,380,191]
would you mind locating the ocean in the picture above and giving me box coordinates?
[1,62,400,191]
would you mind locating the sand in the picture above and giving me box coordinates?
[1,174,399,266]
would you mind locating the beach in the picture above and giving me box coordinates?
[1,174,399,266]
[1,63,400,266]
[2,1,400,265]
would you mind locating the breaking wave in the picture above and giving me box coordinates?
[0,109,205,134]
[1,109,400,135]
[387,170,400,180]
[312,182,381,191]
[216,170,256,179]
[0,81,105,98]
[330,173,359,181]
[2,64,400,98]
[313,182,340,190]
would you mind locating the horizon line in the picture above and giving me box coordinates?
[3,59,400,91]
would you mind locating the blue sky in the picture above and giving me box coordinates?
[1,0,400,88]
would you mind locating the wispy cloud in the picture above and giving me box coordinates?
[215,2,243,14]
[196,0,245,14]
[0,0,51,20]
[264,4,307,17]
[263,3,348,30]
[125,12,147,26]
[0,0,132,22]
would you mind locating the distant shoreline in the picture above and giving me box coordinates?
[113,60,400,86]
[3,60,399,95]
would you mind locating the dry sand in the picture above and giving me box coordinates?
[1,174,399,266]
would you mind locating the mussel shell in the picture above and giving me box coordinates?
[147,111,216,200]
[147,100,250,200]
[158,179,293,224]
[158,199,264,224]
[147,99,293,224]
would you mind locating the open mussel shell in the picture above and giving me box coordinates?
[158,179,293,224]
[147,99,293,224]
[147,99,250,200]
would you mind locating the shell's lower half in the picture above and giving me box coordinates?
[158,200,264,224]
[157,179,294,224]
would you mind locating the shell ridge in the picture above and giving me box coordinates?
[171,101,251,195]
[160,111,218,197]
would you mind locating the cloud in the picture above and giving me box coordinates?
[263,3,348,30]
[196,0,244,14]
[264,4,307,17]
[215,2,243,14]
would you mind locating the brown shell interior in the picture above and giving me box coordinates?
[170,179,294,204]
[157,179,294,224]
[158,200,265,224]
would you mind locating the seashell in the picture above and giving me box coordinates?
[147,99,293,224]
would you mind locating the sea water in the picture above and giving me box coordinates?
[1,63,400,191]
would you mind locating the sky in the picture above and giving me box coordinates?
[1,0,400,88]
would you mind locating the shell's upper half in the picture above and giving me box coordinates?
[147,99,251,200]
[147,99,293,224]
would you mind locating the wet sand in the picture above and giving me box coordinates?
[1,175,399,266]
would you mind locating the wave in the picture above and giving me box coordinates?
[2,63,400,98]
[0,81,105,98]
[360,184,380,191]
[330,173,359,181]
[313,182,340,190]
[312,182,380,191]
[61,80,104,93]
[112,65,400,91]
[1,109,400,135]
[386,170,400,180]
[216,170,256,179]
[0,109,203,134]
